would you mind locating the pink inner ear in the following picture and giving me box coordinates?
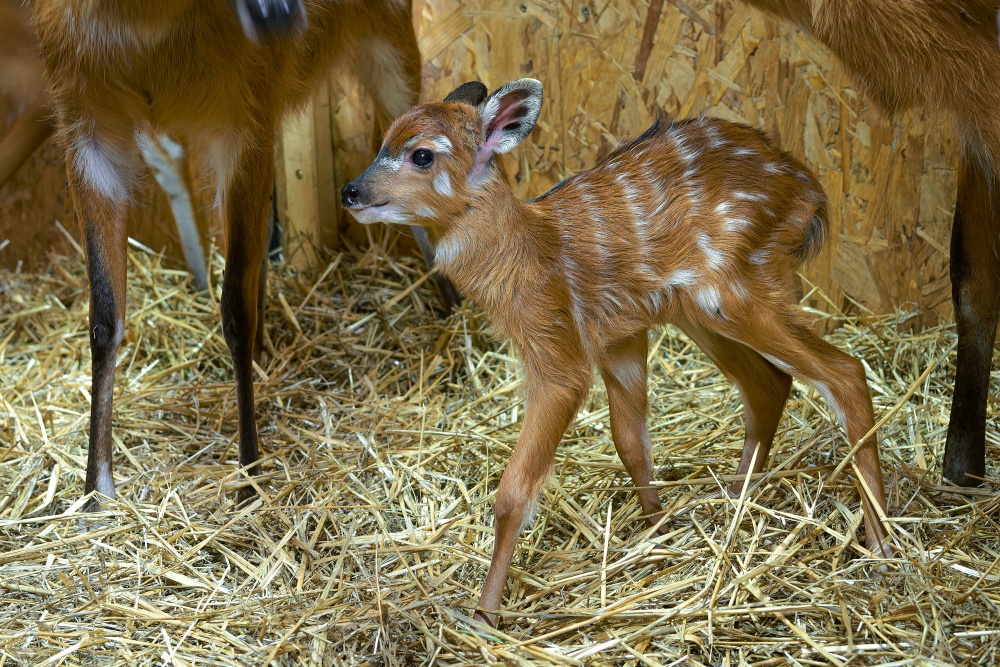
[482,90,531,153]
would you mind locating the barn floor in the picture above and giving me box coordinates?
[0,242,998,666]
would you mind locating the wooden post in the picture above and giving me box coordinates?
[274,82,338,268]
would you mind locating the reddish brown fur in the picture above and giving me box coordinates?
[29,0,424,508]
[345,80,890,628]
[742,0,1000,486]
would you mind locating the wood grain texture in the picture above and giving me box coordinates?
[330,0,957,324]
[1,2,959,325]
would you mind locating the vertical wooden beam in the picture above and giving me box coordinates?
[312,82,339,251]
[275,100,319,268]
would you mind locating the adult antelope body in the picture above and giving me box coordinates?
[343,79,891,627]
[28,0,455,509]
[732,0,1000,486]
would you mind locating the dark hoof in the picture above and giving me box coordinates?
[234,0,307,42]
[942,457,986,488]
[473,609,499,630]
[235,484,259,509]
[434,275,463,314]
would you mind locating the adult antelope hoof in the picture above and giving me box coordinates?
[235,483,259,509]
[942,454,986,488]
[234,0,307,42]
[473,609,499,631]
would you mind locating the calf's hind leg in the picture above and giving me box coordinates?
[705,306,890,556]
[672,312,792,494]
[598,330,666,532]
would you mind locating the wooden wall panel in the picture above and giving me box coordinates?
[1,3,961,327]
[346,0,957,326]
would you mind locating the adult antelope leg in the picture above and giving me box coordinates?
[944,149,1000,487]
[219,133,274,507]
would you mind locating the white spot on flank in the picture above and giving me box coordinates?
[715,201,732,216]
[731,282,750,301]
[435,234,464,266]
[666,268,699,286]
[734,190,765,203]
[433,171,453,197]
[416,204,437,218]
[673,134,701,165]
[698,232,725,270]
[733,147,756,157]
[749,249,770,266]
[74,134,131,203]
[723,217,752,233]
[695,285,723,315]
[764,162,783,174]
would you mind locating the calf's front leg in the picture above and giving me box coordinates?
[474,373,590,628]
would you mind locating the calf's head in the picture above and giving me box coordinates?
[342,78,543,232]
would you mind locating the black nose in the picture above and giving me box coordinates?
[342,183,360,207]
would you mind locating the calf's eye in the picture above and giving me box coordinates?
[412,148,434,168]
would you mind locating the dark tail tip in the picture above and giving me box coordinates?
[794,202,828,264]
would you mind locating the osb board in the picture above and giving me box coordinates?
[0,97,212,273]
[329,0,959,326]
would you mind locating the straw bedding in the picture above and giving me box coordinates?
[0,239,997,665]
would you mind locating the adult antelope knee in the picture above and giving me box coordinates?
[345,78,892,628]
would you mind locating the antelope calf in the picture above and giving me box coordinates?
[343,79,891,627]
[29,0,456,510]
[737,0,1000,486]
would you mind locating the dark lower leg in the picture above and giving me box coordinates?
[945,153,1000,486]
[78,192,129,509]
[221,141,272,507]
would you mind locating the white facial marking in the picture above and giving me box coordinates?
[428,135,453,154]
[402,134,424,151]
[347,204,411,225]
[433,171,453,197]
[74,134,131,203]
[376,153,404,173]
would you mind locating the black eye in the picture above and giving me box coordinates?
[412,148,434,168]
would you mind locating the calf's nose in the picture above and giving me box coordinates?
[342,183,360,207]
